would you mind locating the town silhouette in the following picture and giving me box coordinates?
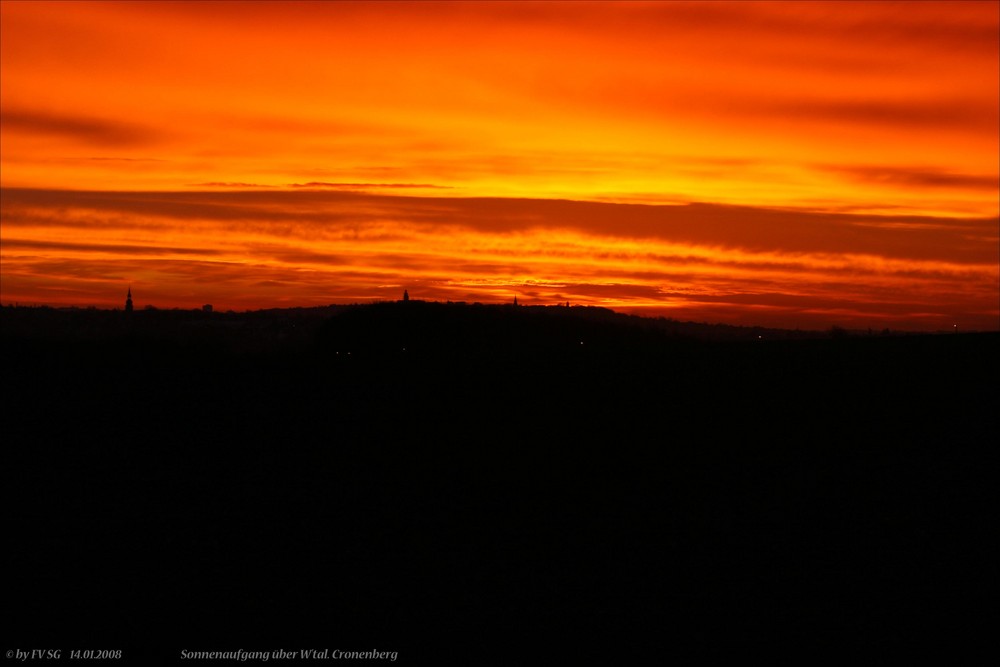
[3,290,996,658]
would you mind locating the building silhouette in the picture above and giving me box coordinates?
[403,289,409,302]
[125,286,133,312]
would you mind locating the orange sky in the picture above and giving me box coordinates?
[1,1,998,330]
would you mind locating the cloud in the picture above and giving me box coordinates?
[1,107,162,147]
[289,182,453,190]
[2,188,996,329]
[3,188,996,266]
[76,157,168,162]
[2,2,995,218]
[191,182,275,188]
[772,99,998,131]
[1,238,223,257]
[819,165,1000,191]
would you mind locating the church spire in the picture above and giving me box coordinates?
[125,286,133,312]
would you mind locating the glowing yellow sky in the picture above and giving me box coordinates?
[1,1,997,330]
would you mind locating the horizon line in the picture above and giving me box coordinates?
[3,299,993,335]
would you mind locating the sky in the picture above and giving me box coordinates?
[1,0,997,330]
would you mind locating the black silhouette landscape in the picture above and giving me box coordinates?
[3,300,996,659]
[4,1,998,660]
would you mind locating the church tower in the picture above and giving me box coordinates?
[403,289,409,302]
[125,286,133,312]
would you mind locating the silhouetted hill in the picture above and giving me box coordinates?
[0,300,956,354]
[2,302,996,659]
[316,300,820,359]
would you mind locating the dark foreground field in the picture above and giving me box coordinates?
[4,303,996,660]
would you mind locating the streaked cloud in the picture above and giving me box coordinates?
[191,182,275,189]
[0,107,160,147]
[817,165,999,191]
[2,188,996,330]
[289,182,453,190]
[1,238,224,257]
